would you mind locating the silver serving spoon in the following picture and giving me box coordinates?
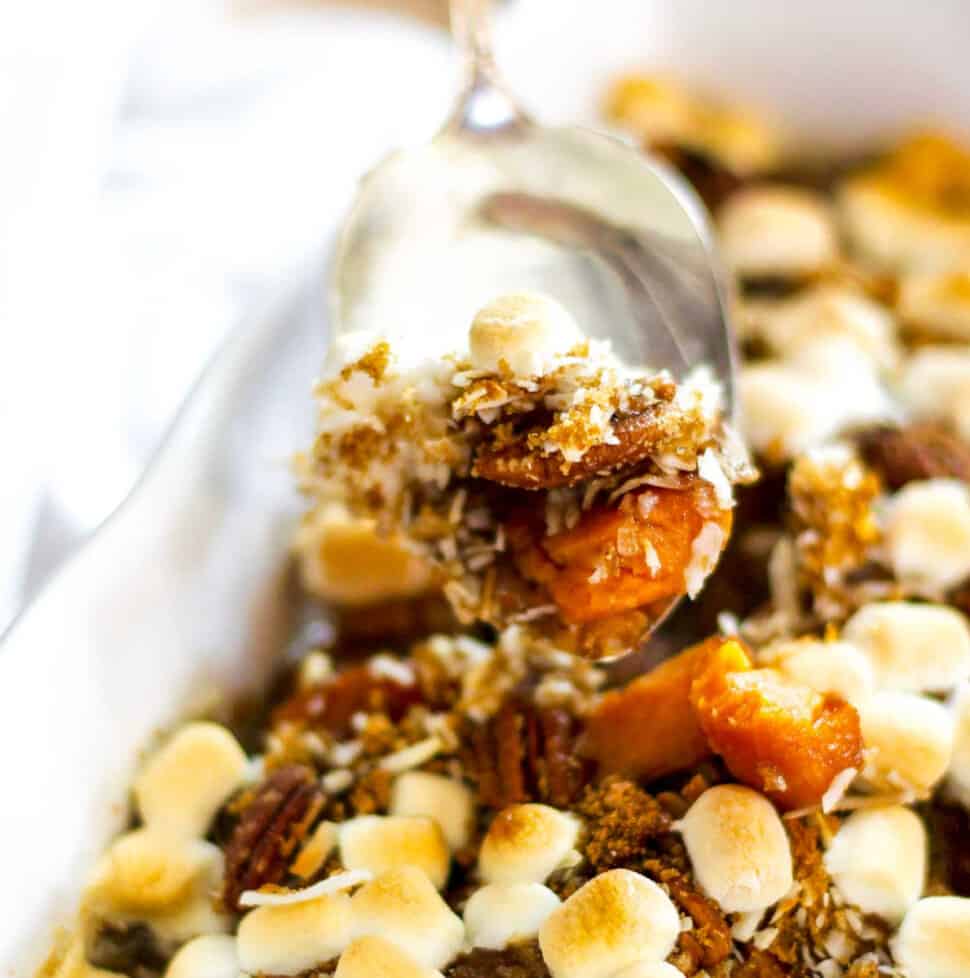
[330,0,738,655]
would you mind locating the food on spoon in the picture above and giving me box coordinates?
[297,290,752,659]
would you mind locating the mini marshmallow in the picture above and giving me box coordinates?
[717,187,838,278]
[899,270,970,342]
[334,937,444,978]
[134,723,247,838]
[886,480,970,594]
[610,963,686,978]
[236,892,353,976]
[464,883,561,950]
[468,291,584,377]
[339,815,450,890]
[824,805,926,924]
[843,602,970,693]
[894,896,970,978]
[46,935,124,978]
[351,867,464,969]
[538,869,680,978]
[858,691,955,795]
[899,346,970,428]
[946,682,970,809]
[164,935,239,978]
[679,785,793,914]
[479,804,581,885]
[765,638,875,704]
[390,772,475,852]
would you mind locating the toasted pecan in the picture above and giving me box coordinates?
[856,422,970,489]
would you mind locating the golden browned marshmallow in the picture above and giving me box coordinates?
[464,882,561,950]
[294,506,432,606]
[843,602,970,693]
[824,806,926,924]
[886,480,970,595]
[679,785,793,914]
[605,76,695,145]
[763,638,875,705]
[339,815,450,890]
[468,292,584,378]
[351,867,464,969]
[899,270,970,342]
[133,723,247,838]
[164,935,239,978]
[236,892,353,976]
[479,804,581,885]
[610,963,687,978]
[946,682,970,809]
[894,896,970,978]
[538,869,680,978]
[858,691,955,796]
[390,772,475,852]
[718,187,838,278]
[334,937,444,978]
[45,935,126,978]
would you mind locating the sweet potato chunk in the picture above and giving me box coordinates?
[690,662,864,811]
[583,636,752,779]
[510,483,731,626]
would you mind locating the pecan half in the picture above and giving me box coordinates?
[222,764,325,911]
[856,422,970,490]
[461,699,592,810]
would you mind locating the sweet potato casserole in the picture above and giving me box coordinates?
[43,78,970,978]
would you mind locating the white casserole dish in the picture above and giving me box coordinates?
[4,1,970,971]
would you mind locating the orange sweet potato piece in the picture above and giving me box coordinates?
[583,636,752,780]
[511,483,731,626]
[690,662,864,811]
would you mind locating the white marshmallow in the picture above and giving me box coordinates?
[164,935,239,978]
[390,772,475,852]
[899,346,970,425]
[717,187,838,278]
[538,869,680,978]
[334,937,444,978]
[824,805,926,924]
[464,882,561,950]
[679,785,793,914]
[610,963,686,978]
[886,480,970,594]
[351,867,464,969]
[339,815,450,890]
[899,271,970,342]
[894,896,970,978]
[479,804,581,885]
[765,638,875,704]
[858,691,955,795]
[237,892,353,976]
[468,291,584,377]
[134,723,248,838]
[843,602,970,693]
[946,682,970,809]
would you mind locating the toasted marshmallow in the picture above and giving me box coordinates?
[824,806,926,924]
[351,867,464,969]
[164,935,239,978]
[610,963,686,978]
[679,785,793,914]
[390,772,475,852]
[764,638,875,705]
[946,682,970,809]
[894,896,970,978]
[133,723,247,838]
[858,691,955,795]
[339,815,450,890]
[237,892,352,976]
[295,506,432,606]
[843,602,970,693]
[899,347,970,426]
[885,479,970,594]
[468,291,584,378]
[899,270,970,341]
[45,935,125,978]
[479,804,581,885]
[605,75,695,145]
[539,869,679,978]
[718,187,838,278]
[335,937,444,978]
[464,882,561,950]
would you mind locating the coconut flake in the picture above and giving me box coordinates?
[685,522,726,598]
[698,448,734,509]
[821,767,858,813]
[239,868,373,908]
[378,736,442,773]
